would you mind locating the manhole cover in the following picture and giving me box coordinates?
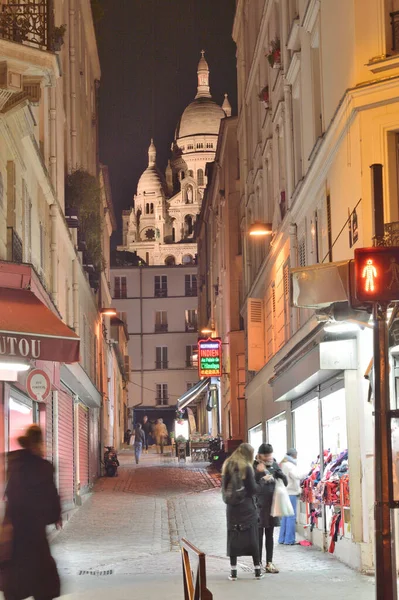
[78,570,114,576]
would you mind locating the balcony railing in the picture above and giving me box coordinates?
[6,227,23,263]
[391,11,399,52]
[155,323,168,333]
[155,361,168,369]
[155,397,169,405]
[185,287,198,297]
[155,288,167,298]
[0,0,55,51]
[185,322,198,332]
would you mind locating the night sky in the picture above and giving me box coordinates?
[96,0,238,244]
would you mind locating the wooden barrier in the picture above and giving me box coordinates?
[181,538,213,600]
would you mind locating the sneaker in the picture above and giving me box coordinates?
[254,566,264,579]
[266,562,279,574]
[228,569,237,581]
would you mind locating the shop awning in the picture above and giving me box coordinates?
[0,288,80,363]
[177,378,211,410]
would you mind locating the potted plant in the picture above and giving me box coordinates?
[53,24,67,52]
[258,85,270,108]
[266,38,281,69]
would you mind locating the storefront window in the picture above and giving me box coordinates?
[267,412,287,463]
[322,389,347,455]
[248,423,263,451]
[293,398,319,473]
[175,419,189,440]
[9,395,37,451]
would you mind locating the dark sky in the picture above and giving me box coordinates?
[96,0,238,244]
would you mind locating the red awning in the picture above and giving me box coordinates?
[0,288,80,363]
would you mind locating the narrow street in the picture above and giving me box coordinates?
[49,451,374,600]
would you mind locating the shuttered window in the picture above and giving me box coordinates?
[247,298,265,371]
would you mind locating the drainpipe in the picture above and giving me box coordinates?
[284,84,295,205]
[49,86,57,187]
[289,223,299,334]
[69,0,77,169]
[72,258,79,334]
[50,204,58,306]
[140,266,144,407]
[64,3,72,173]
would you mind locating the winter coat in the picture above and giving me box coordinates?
[222,465,260,557]
[142,421,151,437]
[280,456,305,495]
[1,450,61,600]
[254,459,288,528]
[154,422,168,444]
[134,427,146,445]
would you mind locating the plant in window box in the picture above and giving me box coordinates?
[266,38,281,69]
[258,86,270,108]
[176,435,187,444]
[52,24,67,52]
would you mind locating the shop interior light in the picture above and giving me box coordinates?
[9,398,31,414]
[0,359,30,372]
[248,222,273,237]
[201,327,214,335]
[324,322,361,334]
[100,308,117,317]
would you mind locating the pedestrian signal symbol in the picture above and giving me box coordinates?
[354,247,399,303]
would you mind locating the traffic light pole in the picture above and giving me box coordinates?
[373,301,397,600]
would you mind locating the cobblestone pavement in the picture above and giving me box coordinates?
[47,451,374,599]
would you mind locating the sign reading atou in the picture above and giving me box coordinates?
[198,338,222,378]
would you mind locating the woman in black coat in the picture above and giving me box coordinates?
[254,443,288,574]
[1,425,61,600]
[222,443,263,581]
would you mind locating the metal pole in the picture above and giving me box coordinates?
[373,302,397,600]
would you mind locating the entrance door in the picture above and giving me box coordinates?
[8,392,37,451]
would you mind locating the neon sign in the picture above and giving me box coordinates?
[198,337,222,378]
[354,247,399,303]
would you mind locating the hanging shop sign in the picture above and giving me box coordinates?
[198,337,222,378]
[27,368,51,402]
[354,246,399,303]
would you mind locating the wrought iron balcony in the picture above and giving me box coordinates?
[155,397,169,405]
[155,323,168,333]
[155,361,168,369]
[0,0,56,51]
[391,11,399,52]
[6,227,23,263]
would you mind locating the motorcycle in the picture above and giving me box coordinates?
[208,436,228,471]
[103,446,119,477]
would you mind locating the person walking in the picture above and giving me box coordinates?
[154,418,168,454]
[222,443,263,581]
[278,448,303,545]
[124,429,132,445]
[254,443,287,574]
[134,423,146,465]
[142,415,151,453]
[1,425,61,600]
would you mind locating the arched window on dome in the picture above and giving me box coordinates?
[145,203,150,214]
[165,255,176,266]
[197,169,204,186]
[188,170,193,177]
[206,142,213,149]
[150,203,154,214]
[196,143,204,149]
[180,170,185,181]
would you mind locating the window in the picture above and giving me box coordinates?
[156,346,168,369]
[165,256,176,266]
[185,309,198,332]
[298,237,306,267]
[184,215,194,236]
[156,383,168,405]
[39,222,45,271]
[154,275,167,297]
[150,203,154,214]
[206,142,213,149]
[114,276,127,299]
[185,274,197,296]
[196,143,204,149]
[283,262,291,341]
[188,170,193,177]
[326,194,333,262]
[188,144,194,150]
[186,344,198,367]
[197,169,204,185]
[145,203,150,214]
[155,311,168,332]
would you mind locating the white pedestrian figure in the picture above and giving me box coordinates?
[362,259,377,292]
[387,257,399,290]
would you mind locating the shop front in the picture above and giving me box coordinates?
[266,411,287,464]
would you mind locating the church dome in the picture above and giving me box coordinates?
[137,139,166,195]
[175,51,225,140]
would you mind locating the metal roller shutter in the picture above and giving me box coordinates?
[78,404,89,492]
[45,396,53,463]
[89,408,100,484]
[58,389,74,509]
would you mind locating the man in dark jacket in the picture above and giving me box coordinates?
[142,415,151,453]
[134,423,146,464]
[254,443,288,574]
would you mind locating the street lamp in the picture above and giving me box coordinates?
[100,308,117,317]
[248,222,273,237]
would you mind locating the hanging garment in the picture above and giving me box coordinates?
[328,513,342,554]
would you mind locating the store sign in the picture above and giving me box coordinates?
[27,369,51,402]
[354,247,399,303]
[198,337,222,378]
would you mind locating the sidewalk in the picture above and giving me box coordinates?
[48,450,374,599]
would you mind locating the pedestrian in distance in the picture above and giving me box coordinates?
[124,429,132,445]
[142,415,151,453]
[154,418,168,454]
[254,443,288,574]
[134,423,146,465]
[0,424,62,600]
[221,442,264,581]
[278,448,305,545]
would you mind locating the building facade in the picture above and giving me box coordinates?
[230,0,399,571]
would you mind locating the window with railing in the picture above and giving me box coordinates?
[156,383,168,405]
[155,275,167,297]
[0,0,54,51]
[156,346,168,369]
[185,274,197,296]
[185,309,198,332]
[155,311,168,332]
[186,344,198,368]
[114,276,127,299]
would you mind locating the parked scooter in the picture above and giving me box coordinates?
[208,436,227,471]
[103,446,119,477]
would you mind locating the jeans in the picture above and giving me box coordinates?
[278,494,298,544]
[134,442,143,464]
[259,526,274,563]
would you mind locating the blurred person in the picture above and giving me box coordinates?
[124,429,132,445]
[254,443,287,573]
[278,448,304,545]
[134,423,146,465]
[154,419,168,454]
[1,425,61,600]
[142,416,151,453]
[222,443,263,581]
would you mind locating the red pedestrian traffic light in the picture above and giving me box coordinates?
[354,247,399,303]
